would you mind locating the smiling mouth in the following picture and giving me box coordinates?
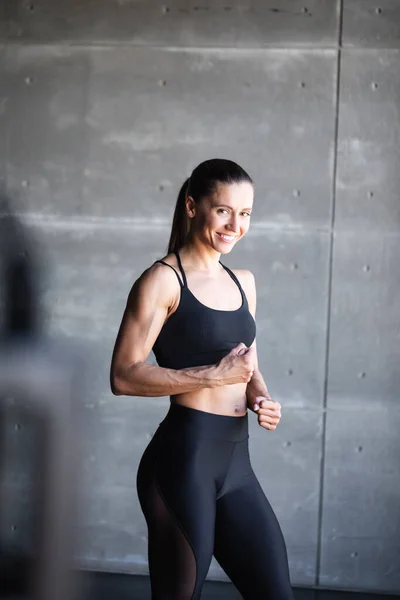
[216,233,236,243]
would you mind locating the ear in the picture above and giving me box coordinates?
[185,195,196,219]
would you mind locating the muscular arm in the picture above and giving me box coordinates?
[110,263,222,397]
[113,361,220,398]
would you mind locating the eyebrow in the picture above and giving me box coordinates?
[212,203,253,210]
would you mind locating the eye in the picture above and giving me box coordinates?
[217,208,229,214]
[242,211,251,217]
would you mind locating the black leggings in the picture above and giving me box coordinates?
[136,402,294,600]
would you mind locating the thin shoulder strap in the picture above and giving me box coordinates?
[174,251,188,287]
[154,260,184,288]
[219,262,245,301]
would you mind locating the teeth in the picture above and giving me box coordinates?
[218,233,235,241]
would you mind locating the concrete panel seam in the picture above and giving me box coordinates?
[315,0,343,584]
[2,39,341,51]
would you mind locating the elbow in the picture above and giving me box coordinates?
[110,369,126,396]
[111,382,123,396]
[110,377,123,396]
[110,362,141,396]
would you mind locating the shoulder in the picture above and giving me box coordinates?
[127,255,181,310]
[141,253,180,285]
[231,268,256,293]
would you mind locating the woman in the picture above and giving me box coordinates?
[110,159,294,599]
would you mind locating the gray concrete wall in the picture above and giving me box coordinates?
[1,0,399,593]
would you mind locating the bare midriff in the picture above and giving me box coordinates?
[171,382,248,417]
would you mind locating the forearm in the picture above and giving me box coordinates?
[246,367,270,400]
[112,361,221,397]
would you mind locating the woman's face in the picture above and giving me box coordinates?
[187,181,254,253]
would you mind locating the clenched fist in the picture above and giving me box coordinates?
[248,395,281,431]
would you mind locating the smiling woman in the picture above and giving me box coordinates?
[110,158,293,599]
[168,159,254,255]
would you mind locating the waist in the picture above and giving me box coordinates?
[171,383,248,415]
[159,402,249,442]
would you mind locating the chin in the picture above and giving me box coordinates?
[216,243,235,254]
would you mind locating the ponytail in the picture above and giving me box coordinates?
[167,159,253,255]
[167,178,190,254]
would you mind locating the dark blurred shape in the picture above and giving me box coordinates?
[0,193,41,337]
[0,191,84,600]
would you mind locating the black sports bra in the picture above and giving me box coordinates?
[152,251,256,369]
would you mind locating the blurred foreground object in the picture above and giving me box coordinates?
[0,198,84,600]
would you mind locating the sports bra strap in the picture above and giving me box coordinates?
[154,260,184,288]
[220,262,245,302]
[157,255,244,301]
[174,251,188,287]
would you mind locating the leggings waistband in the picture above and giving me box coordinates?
[159,402,249,442]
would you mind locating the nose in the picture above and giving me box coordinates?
[227,214,239,233]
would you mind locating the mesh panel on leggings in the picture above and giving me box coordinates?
[146,477,197,600]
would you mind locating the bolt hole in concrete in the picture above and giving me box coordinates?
[371,82,378,90]
[375,7,382,14]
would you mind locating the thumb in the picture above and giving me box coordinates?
[232,343,248,356]
[252,395,265,412]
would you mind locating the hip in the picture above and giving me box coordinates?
[137,402,253,501]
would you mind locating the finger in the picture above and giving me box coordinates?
[259,400,279,411]
[259,415,280,425]
[260,417,278,427]
[259,394,279,403]
[258,408,281,420]
[259,411,280,420]
[259,422,277,430]
[260,405,281,414]
[258,401,280,411]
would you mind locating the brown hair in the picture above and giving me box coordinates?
[167,158,253,254]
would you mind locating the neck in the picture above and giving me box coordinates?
[178,241,222,273]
